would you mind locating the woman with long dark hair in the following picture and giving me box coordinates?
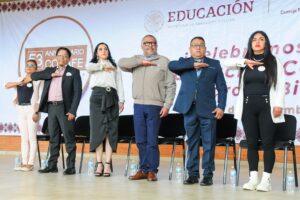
[224,31,285,192]
[86,42,124,177]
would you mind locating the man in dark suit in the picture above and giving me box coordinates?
[24,47,82,175]
[168,37,227,185]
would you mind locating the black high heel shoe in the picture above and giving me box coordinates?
[94,162,104,177]
[103,162,111,177]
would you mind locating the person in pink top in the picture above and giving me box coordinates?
[23,47,82,175]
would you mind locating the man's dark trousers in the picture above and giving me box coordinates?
[133,104,161,173]
[47,103,76,170]
[184,104,216,178]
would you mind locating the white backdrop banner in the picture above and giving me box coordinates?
[0,0,300,144]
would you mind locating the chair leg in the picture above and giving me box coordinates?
[184,142,189,181]
[223,144,229,184]
[292,146,298,187]
[61,144,65,169]
[46,144,50,159]
[169,142,176,180]
[232,141,237,172]
[182,141,185,170]
[111,158,113,173]
[125,140,132,176]
[198,142,201,180]
[283,147,288,191]
[236,147,242,186]
[79,141,85,174]
[37,140,41,168]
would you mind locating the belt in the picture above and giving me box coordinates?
[19,103,31,106]
[92,86,116,93]
[48,101,64,105]
[244,95,269,99]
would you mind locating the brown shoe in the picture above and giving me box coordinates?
[128,171,148,180]
[147,171,157,181]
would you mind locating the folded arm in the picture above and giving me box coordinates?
[168,57,194,75]
[118,56,143,72]
[5,81,22,89]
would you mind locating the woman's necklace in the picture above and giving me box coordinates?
[252,57,264,62]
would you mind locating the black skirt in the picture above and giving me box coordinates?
[89,87,119,152]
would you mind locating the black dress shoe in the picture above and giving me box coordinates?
[200,177,213,186]
[63,168,76,175]
[183,176,199,185]
[38,166,58,173]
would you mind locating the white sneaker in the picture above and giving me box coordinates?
[257,172,272,192]
[243,171,258,190]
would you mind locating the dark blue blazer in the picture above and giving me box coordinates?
[168,57,227,118]
[31,65,82,116]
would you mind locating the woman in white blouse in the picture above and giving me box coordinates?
[86,42,124,177]
[224,31,285,192]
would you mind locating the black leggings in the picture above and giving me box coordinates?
[242,95,276,173]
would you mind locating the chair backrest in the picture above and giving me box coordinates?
[118,115,135,138]
[216,113,237,139]
[41,117,48,134]
[159,113,185,138]
[74,116,90,137]
[275,114,297,141]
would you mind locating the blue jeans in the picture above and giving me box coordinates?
[184,104,216,178]
[134,104,161,173]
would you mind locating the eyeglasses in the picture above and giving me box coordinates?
[143,42,157,47]
[190,43,206,48]
[26,64,37,68]
[57,54,69,58]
